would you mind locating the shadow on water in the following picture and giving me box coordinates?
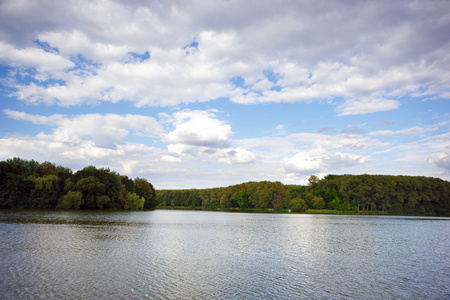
[0,209,153,227]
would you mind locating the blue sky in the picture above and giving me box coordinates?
[1,0,449,189]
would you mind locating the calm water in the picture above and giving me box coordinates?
[0,210,449,299]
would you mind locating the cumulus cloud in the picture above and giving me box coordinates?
[217,148,257,165]
[164,110,232,148]
[428,150,450,171]
[238,131,389,164]
[161,155,182,163]
[1,0,450,187]
[0,0,448,114]
[284,149,367,175]
[38,30,132,63]
[4,109,64,125]
[0,41,74,72]
[2,107,257,171]
[0,133,165,175]
[165,143,199,159]
[3,109,163,149]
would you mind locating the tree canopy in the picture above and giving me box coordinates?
[0,157,157,210]
[157,175,450,216]
[1,158,449,216]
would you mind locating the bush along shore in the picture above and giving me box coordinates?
[1,158,449,216]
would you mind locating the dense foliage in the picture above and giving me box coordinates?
[2,157,449,216]
[157,175,450,216]
[0,158,156,210]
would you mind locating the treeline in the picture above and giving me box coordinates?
[157,175,450,216]
[0,157,156,210]
[2,157,448,215]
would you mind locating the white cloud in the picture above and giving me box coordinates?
[1,0,450,188]
[240,131,388,157]
[163,109,232,148]
[166,143,198,159]
[0,133,179,186]
[1,105,448,187]
[38,30,132,63]
[284,149,367,175]
[0,41,74,73]
[3,109,163,149]
[428,150,450,171]
[216,148,257,165]
[370,126,424,136]
[0,108,255,170]
[369,126,439,136]
[337,98,401,116]
[161,155,182,163]
[0,1,448,114]
[4,109,64,125]
[164,143,257,166]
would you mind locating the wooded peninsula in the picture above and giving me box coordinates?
[1,158,449,216]
[0,157,157,210]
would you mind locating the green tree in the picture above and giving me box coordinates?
[311,195,326,209]
[56,166,73,201]
[220,193,231,208]
[75,176,107,209]
[59,191,83,209]
[270,181,286,210]
[38,161,59,177]
[7,157,39,177]
[330,196,343,210]
[71,166,121,209]
[290,197,308,212]
[209,191,220,208]
[32,174,58,208]
[120,175,135,193]
[235,189,250,209]
[135,177,157,209]
[124,192,145,210]
[1,173,34,208]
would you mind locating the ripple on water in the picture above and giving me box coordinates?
[1,211,449,299]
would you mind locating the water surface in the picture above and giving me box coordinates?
[0,210,449,299]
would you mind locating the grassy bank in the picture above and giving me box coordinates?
[157,206,380,215]
[156,206,446,216]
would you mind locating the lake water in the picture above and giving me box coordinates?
[0,210,449,299]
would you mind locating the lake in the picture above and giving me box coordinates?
[0,210,449,299]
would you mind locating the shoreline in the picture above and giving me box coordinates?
[155,206,447,217]
[0,207,447,217]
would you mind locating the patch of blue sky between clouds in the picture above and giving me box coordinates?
[230,76,246,89]
[70,54,101,74]
[183,38,199,55]
[263,70,283,91]
[33,40,99,77]
[126,51,150,63]
[33,39,59,54]
[17,70,66,88]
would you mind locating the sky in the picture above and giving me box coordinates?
[0,0,449,189]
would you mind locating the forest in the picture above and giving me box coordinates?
[157,174,450,216]
[1,157,449,216]
[0,157,157,210]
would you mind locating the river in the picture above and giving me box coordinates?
[0,210,449,299]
